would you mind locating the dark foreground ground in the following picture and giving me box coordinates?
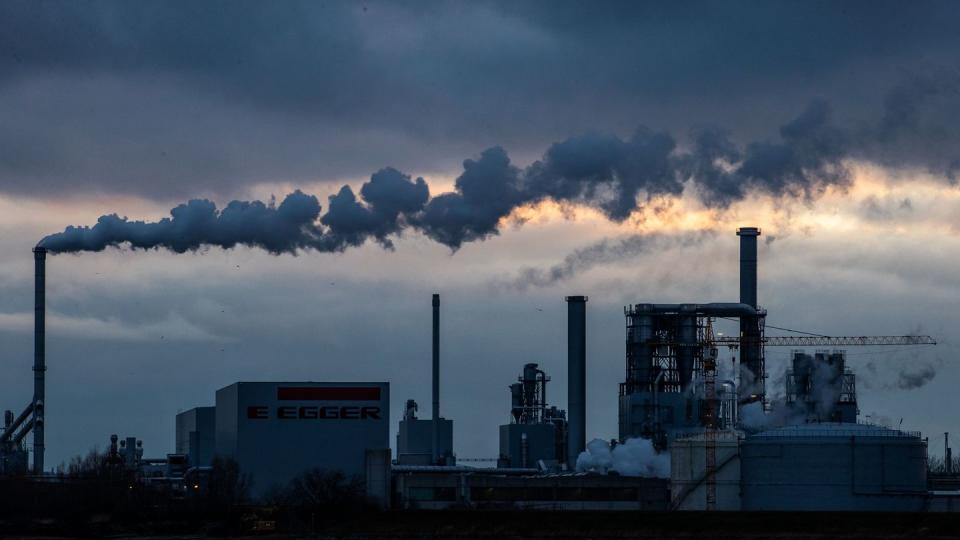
[4,511,960,539]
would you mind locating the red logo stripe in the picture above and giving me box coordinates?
[277,387,381,401]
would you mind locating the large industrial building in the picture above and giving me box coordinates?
[174,382,390,499]
[3,226,956,514]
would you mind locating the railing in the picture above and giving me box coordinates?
[750,427,922,439]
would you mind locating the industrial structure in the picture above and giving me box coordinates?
[785,350,857,423]
[498,363,568,469]
[3,227,955,514]
[396,294,455,466]
[1,247,46,475]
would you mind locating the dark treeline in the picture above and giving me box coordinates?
[0,447,375,537]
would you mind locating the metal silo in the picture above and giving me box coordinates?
[671,430,744,510]
[741,423,927,511]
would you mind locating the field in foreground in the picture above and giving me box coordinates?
[4,510,960,539]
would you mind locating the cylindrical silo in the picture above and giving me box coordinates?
[741,423,928,511]
[671,430,743,510]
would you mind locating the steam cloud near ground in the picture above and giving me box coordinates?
[39,74,960,255]
[576,437,670,478]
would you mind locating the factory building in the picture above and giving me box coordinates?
[498,363,568,469]
[396,400,454,465]
[175,406,216,467]
[214,381,390,497]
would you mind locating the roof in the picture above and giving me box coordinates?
[748,422,921,440]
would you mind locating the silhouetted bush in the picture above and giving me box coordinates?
[267,468,375,532]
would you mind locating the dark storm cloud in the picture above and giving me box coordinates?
[865,68,960,179]
[3,1,960,198]
[687,100,851,206]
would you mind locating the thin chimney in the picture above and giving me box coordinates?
[566,295,587,469]
[33,247,46,475]
[432,293,440,464]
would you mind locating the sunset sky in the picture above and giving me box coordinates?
[0,1,957,468]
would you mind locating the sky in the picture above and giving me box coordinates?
[1,0,959,469]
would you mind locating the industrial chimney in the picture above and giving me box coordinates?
[736,227,763,402]
[431,293,440,465]
[737,227,760,308]
[565,295,587,470]
[32,247,46,475]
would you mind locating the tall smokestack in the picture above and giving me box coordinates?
[431,293,440,465]
[33,247,46,475]
[566,295,587,470]
[737,227,760,308]
[737,227,763,403]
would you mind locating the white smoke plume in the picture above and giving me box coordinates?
[505,231,713,290]
[575,437,670,478]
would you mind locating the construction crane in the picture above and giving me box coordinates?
[716,335,937,347]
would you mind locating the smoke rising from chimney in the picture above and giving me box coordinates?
[504,232,713,290]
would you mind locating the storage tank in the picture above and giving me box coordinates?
[741,423,927,511]
[670,430,743,510]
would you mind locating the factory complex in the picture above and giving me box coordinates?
[3,227,957,512]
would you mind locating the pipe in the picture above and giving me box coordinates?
[432,293,440,465]
[33,246,46,475]
[566,295,587,470]
[0,403,34,443]
[12,419,34,446]
[652,370,665,438]
[946,433,951,474]
[521,432,528,468]
[628,303,761,317]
